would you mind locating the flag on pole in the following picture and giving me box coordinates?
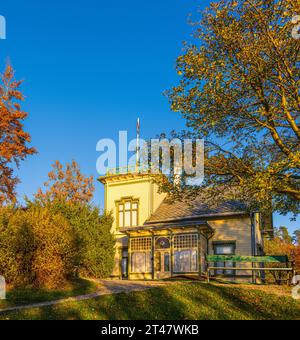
[136,118,140,170]
[137,118,140,136]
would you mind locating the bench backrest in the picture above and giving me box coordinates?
[206,255,289,264]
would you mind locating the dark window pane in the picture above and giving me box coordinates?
[164,253,170,272]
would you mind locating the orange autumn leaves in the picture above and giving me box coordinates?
[0,65,36,205]
[0,66,94,206]
[36,160,95,204]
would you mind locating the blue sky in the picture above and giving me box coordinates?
[0,0,298,234]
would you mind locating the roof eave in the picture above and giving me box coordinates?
[145,211,249,225]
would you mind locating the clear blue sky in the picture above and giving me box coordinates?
[0,0,298,234]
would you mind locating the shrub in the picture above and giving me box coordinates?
[0,201,115,289]
[264,237,296,284]
[0,207,35,287]
[0,205,77,289]
[47,201,115,279]
[27,207,77,288]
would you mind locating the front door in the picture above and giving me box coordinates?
[121,248,128,279]
[155,251,171,279]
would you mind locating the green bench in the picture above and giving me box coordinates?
[206,255,295,284]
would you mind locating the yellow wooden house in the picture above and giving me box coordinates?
[99,168,267,282]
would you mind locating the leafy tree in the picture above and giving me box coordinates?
[34,161,115,279]
[275,226,293,244]
[0,66,36,205]
[294,229,300,245]
[167,0,300,215]
[36,160,95,204]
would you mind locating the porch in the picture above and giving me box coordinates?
[121,221,214,280]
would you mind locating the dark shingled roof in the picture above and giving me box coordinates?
[145,196,248,224]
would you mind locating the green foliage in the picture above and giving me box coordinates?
[294,229,300,245]
[264,227,299,283]
[0,201,115,289]
[167,0,300,215]
[275,226,293,244]
[45,200,115,279]
[0,205,77,288]
[0,207,35,286]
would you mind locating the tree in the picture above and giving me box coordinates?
[276,226,293,244]
[36,160,95,204]
[167,0,300,215]
[0,65,36,205]
[265,226,296,283]
[294,229,300,245]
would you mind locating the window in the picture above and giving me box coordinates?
[164,253,170,272]
[174,250,198,273]
[213,242,236,276]
[131,238,152,252]
[173,234,199,273]
[131,237,152,274]
[174,234,198,249]
[131,252,152,273]
[155,237,171,250]
[117,198,139,228]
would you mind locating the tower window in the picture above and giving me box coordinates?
[117,198,139,228]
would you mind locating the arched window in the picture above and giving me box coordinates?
[155,237,171,250]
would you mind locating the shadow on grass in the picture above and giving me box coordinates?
[1,282,300,320]
[0,278,97,310]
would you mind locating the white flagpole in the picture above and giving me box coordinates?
[136,118,140,171]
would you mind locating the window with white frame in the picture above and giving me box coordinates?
[131,238,152,274]
[131,252,152,273]
[117,198,139,228]
[213,242,236,276]
[173,234,198,273]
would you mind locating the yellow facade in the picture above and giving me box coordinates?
[100,172,263,282]
[100,173,167,278]
[103,173,166,233]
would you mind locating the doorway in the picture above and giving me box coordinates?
[155,251,171,279]
[121,248,128,279]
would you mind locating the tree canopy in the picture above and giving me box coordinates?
[36,160,95,204]
[0,66,36,205]
[167,0,300,215]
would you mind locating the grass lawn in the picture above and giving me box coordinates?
[0,278,98,310]
[0,282,299,320]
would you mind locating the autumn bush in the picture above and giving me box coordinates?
[264,228,300,284]
[0,207,35,287]
[0,201,115,289]
[0,205,77,288]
